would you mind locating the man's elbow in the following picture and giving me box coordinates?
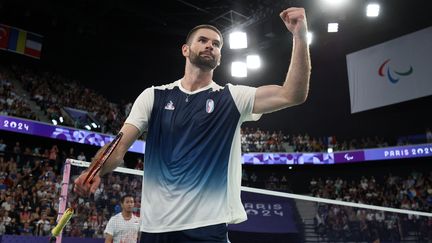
[297,93,308,104]
[288,92,308,106]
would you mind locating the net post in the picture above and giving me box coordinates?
[55,158,73,243]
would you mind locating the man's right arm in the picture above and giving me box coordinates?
[73,123,141,197]
[98,123,141,176]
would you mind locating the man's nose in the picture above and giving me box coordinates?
[205,42,213,50]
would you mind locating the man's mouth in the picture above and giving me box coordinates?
[200,52,213,58]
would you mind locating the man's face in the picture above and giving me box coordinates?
[187,28,222,71]
[121,197,135,213]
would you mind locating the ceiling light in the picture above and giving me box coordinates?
[323,0,348,6]
[231,61,247,77]
[246,55,261,69]
[328,23,339,33]
[229,31,247,49]
[307,32,313,45]
[367,3,380,17]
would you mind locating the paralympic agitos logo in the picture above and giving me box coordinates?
[378,59,413,83]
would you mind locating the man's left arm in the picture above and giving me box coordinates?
[253,7,311,114]
[104,234,113,243]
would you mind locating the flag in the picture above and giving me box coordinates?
[25,32,43,58]
[8,27,27,54]
[346,26,432,113]
[0,23,43,59]
[0,24,10,50]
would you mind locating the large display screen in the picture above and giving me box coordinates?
[242,143,432,165]
[0,115,145,153]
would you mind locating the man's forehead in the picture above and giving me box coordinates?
[193,29,221,41]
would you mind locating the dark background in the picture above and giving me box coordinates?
[1,0,431,139]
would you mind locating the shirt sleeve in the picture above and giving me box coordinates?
[104,217,115,236]
[124,87,155,134]
[227,84,262,122]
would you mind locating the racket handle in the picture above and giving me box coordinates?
[50,208,74,239]
[83,132,123,184]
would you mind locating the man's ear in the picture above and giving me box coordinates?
[182,44,189,57]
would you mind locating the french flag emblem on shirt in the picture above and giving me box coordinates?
[206,99,214,113]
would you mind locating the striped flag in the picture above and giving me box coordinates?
[0,23,43,59]
[25,32,43,58]
[8,27,27,54]
[0,25,10,49]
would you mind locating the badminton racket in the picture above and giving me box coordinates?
[49,132,123,241]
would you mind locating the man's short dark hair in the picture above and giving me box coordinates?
[185,24,223,46]
[120,194,134,204]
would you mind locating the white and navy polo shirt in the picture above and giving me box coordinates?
[125,79,261,233]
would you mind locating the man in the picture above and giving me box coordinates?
[104,195,140,243]
[75,7,311,243]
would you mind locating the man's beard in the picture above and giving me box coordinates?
[189,49,219,71]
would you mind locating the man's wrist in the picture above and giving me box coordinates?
[293,33,308,43]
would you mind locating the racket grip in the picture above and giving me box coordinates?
[51,208,74,238]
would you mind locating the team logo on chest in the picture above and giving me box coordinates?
[164,100,175,110]
[206,99,214,113]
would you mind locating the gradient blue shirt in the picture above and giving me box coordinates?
[125,80,260,232]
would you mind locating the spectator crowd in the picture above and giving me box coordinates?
[0,137,142,237]
[0,69,38,121]
[310,173,432,242]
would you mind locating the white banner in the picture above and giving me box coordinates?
[346,26,432,113]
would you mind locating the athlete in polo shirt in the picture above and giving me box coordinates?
[104,194,140,243]
[75,7,311,243]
